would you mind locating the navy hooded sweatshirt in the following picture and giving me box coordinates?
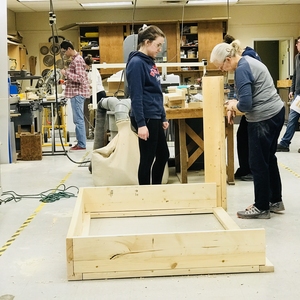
[126,51,166,128]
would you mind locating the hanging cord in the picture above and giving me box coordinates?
[131,0,138,35]
[0,184,79,205]
[227,0,230,32]
[166,2,187,63]
[48,0,90,165]
[180,4,185,43]
[113,70,125,97]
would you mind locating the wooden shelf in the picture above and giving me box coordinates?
[181,58,198,61]
[79,26,99,59]
[181,45,198,48]
[77,20,226,76]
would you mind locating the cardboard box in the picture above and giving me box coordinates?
[19,133,42,160]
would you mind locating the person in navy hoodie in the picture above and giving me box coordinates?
[126,25,169,185]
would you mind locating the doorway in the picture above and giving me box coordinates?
[254,38,293,86]
[254,40,279,86]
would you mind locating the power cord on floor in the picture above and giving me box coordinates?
[0,184,79,205]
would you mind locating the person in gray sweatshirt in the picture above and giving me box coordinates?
[210,40,285,219]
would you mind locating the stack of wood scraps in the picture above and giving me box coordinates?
[164,88,186,108]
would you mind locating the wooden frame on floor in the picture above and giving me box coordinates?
[66,76,273,280]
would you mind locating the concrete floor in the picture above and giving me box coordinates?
[0,125,300,300]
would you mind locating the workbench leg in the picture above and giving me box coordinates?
[178,119,188,183]
[226,121,235,185]
[174,120,180,173]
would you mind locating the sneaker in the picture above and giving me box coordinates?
[69,144,86,152]
[276,144,289,152]
[237,204,270,219]
[241,173,253,181]
[269,201,285,213]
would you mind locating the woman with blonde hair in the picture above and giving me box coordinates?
[210,41,285,219]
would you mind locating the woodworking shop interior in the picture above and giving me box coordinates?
[1,0,300,299]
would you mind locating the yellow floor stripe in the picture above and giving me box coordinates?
[0,159,84,257]
[278,161,300,179]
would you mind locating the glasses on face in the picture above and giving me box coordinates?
[151,41,163,49]
[219,58,227,71]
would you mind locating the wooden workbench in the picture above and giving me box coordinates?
[165,104,235,185]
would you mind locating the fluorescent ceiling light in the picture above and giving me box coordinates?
[81,2,133,8]
[187,0,237,4]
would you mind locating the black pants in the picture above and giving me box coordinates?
[248,107,285,210]
[235,115,251,176]
[132,118,169,185]
[90,90,107,104]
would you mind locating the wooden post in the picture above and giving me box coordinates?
[202,76,227,209]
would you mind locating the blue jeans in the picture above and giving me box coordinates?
[248,107,285,210]
[279,95,300,148]
[70,95,86,148]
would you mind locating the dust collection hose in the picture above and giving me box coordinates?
[89,97,131,173]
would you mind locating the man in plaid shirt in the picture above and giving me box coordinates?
[60,40,90,151]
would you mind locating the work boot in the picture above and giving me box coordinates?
[277,144,289,152]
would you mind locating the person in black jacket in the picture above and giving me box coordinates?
[126,25,169,185]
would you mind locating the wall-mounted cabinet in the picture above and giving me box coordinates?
[8,42,27,71]
[198,21,226,70]
[180,23,199,70]
[79,26,99,62]
[78,20,226,78]
[179,21,226,71]
[99,24,125,75]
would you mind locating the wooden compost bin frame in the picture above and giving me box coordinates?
[66,76,274,280]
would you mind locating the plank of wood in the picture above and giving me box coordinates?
[82,183,217,215]
[178,119,188,182]
[90,208,214,218]
[203,76,227,209]
[80,264,261,280]
[259,258,274,273]
[72,228,266,267]
[66,188,85,237]
[66,238,83,280]
[81,213,91,236]
[165,105,203,119]
[213,207,241,230]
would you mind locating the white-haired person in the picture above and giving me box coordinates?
[210,40,285,219]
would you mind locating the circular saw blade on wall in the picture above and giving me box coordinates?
[50,43,61,55]
[39,42,63,77]
[43,54,54,67]
[40,45,49,55]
